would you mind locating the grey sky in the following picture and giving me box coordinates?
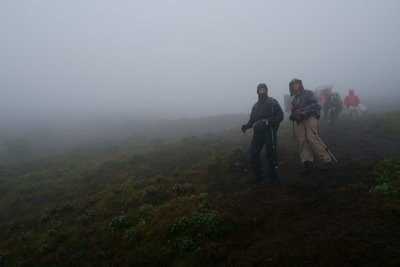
[1,0,399,120]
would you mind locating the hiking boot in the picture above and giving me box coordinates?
[320,161,333,171]
[247,178,262,184]
[267,178,279,186]
[267,171,279,185]
[298,161,313,175]
[247,178,268,186]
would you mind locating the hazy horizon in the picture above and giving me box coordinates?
[1,0,400,144]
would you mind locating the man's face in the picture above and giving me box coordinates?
[258,88,266,95]
[292,82,301,94]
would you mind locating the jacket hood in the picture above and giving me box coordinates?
[257,83,268,95]
[348,89,355,95]
[289,78,304,96]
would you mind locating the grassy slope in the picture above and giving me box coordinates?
[0,112,399,266]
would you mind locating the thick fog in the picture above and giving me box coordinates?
[1,0,400,147]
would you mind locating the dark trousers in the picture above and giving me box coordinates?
[249,127,278,180]
[328,108,340,126]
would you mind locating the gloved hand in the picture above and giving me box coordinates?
[297,113,305,120]
[290,110,306,122]
[241,124,247,133]
[296,109,306,120]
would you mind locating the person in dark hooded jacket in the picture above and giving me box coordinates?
[289,78,333,174]
[324,91,343,127]
[241,83,283,184]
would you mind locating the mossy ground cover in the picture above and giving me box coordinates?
[0,112,400,266]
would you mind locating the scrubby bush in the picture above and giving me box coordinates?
[172,183,181,193]
[40,209,49,223]
[197,193,210,210]
[109,215,129,233]
[375,158,400,183]
[122,227,136,244]
[47,229,57,237]
[174,236,196,252]
[78,210,94,224]
[128,176,141,185]
[16,231,32,244]
[38,242,49,255]
[371,157,400,200]
[170,210,225,240]
[136,204,156,222]
[172,183,196,196]
[370,183,398,199]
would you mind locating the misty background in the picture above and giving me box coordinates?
[1,0,400,151]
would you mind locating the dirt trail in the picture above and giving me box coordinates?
[213,119,400,266]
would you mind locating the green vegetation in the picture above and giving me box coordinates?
[0,112,399,265]
[0,130,242,266]
[363,112,400,140]
[368,157,400,214]
[370,183,398,199]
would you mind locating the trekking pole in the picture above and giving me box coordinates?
[242,131,248,152]
[292,121,296,140]
[292,120,300,167]
[242,131,249,172]
[271,127,278,169]
[312,130,338,163]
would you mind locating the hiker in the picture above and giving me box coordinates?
[324,91,343,127]
[241,83,283,184]
[289,78,333,174]
[344,89,362,118]
[313,84,333,111]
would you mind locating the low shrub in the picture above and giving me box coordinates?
[174,236,196,253]
[122,227,136,244]
[16,231,32,244]
[370,183,398,199]
[78,210,95,224]
[38,242,49,255]
[109,215,129,233]
[170,210,225,240]
[136,204,157,223]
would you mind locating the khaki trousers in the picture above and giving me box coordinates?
[349,106,362,117]
[297,117,331,163]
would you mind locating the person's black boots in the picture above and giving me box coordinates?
[268,175,278,185]
[247,177,269,186]
[267,163,278,185]
[320,161,333,171]
[298,161,313,175]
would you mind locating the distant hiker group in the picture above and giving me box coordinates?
[313,84,343,128]
[313,86,366,124]
[241,79,363,185]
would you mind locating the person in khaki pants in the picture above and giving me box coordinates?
[289,78,333,175]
